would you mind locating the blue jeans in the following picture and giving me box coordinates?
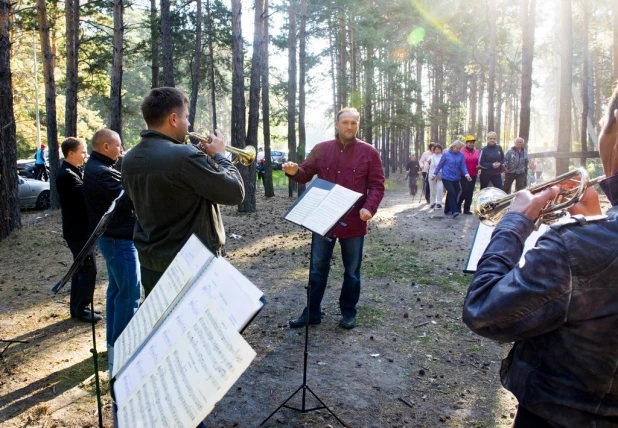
[98,236,141,348]
[306,234,364,319]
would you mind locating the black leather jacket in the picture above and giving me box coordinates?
[464,175,618,426]
[121,130,244,272]
[83,151,136,240]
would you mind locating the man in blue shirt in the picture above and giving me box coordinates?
[34,144,48,181]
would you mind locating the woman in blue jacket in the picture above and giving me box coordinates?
[433,140,471,217]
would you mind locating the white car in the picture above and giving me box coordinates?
[18,177,50,210]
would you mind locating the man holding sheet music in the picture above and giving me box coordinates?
[283,107,385,330]
[462,86,618,426]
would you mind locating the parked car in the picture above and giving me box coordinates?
[254,150,287,170]
[271,150,287,170]
[18,177,50,210]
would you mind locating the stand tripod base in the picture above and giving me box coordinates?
[260,383,346,426]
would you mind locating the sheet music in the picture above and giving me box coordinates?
[302,185,363,235]
[285,187,329,224]
[113,239,214,376]
[116,299,256,428]
[465,223,549,272]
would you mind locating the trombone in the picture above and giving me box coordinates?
[471,167,606,227]
[185,131,256,166]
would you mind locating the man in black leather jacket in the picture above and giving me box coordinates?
[463,87,618,427]
[56,137,98,321]
[122,87,245,296]
[84,128,141,364]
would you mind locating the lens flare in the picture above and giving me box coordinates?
[407,27,426,46]
[410,0,461,44]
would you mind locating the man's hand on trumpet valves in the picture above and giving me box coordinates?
[509,186,560,222]
[198,129,226,157]
[282,162,299,176]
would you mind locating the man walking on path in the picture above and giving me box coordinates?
[503,137,529,194]
[34,144,48,181]
[419,143,435,203]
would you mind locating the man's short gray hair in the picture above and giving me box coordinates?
[487,131,497,138]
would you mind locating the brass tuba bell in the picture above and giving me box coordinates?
[185,131,256,166]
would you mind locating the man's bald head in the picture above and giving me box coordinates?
[92,128,121,151]
[91,128,123,161]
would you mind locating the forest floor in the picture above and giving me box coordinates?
[0,173,519,428]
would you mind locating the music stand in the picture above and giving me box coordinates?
[51,190,125,428]
[261,179,358,427]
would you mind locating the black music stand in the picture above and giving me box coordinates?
[261,179,357,427]
[51,190,125,428]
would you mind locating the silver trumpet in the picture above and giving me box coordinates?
[471,167,606,227]
[185,131,256,166]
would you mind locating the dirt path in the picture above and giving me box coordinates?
[0,185,517,427]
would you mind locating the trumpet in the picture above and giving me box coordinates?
[471,167,606,227]
[185,131,256,166]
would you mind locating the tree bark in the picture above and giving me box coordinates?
[297,0,307,196]
[242,0,264,212]
[206,0,217,129]
[188,0,202,131]
[337,5,346,109]
[161,0,174,86]
[364,44,373,145]
[613,0,618,82]
[109,0,123,138]
[518,0,535,144]
[231,0,249,211]
[487,0,497,132]
[556,0,573,175]
[580,0,590,156]
[64,0,79,137]
[287,0,297,198]
[0,0,20,239]
[37,0,60,208]
[150,0,159,88]
[261,0,274,197]
[469,74,477,135]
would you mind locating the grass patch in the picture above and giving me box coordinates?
[363,243,420,280]
[356,305,389,325]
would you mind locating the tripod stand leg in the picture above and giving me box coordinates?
[260,385,303,426]
[305,385,346,427]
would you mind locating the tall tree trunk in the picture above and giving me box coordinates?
[496,70,503,144]
[261,0,274,197]
[487,0,497,132]
[519,0,535,144]
[161,0,174,86]
[364,43,373,145]
[0,0,20,239]
[287,0,297,198]
[231,0,249,211]
[188,0,202,131]
[556,0,573,175]
[337,5,346,109]
[206,0,217,129]
[613,0,618,82]
[580,0,590,157]
[36,0,59,208]
[109,0,123,138]
[297,0,307,196]
[150,0,159,88]
[415,56,423,153]
[477,75,485,140]
[242,0,264,212]
[64,0,79,137]
[469,74,477,134]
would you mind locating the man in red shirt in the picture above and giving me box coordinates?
[282,107,385,330]
[458,135,480,214]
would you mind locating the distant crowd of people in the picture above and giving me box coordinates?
[405,133,547,217]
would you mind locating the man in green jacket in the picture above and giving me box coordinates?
[121,87,245,295]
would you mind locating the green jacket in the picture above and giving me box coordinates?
[121,130,245,272]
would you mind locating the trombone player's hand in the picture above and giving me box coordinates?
[198,129,226,157]
[282,162,299,176]
[509,186,560,223]
[567,187,602,217]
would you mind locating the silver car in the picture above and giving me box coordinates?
[18,177,50,210]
